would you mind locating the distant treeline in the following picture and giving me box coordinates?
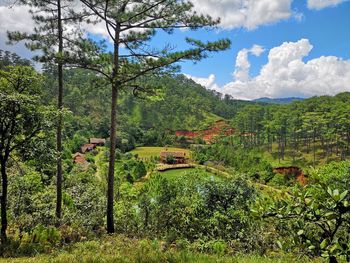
[233,93,350,163]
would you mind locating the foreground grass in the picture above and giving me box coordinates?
[131,147,190,160]
[0,235,322,263]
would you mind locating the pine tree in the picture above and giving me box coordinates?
[7,0,87,223]
[76,0,231,233]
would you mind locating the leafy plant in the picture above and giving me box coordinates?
[264,183,350,263]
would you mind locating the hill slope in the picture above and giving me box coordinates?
[51,70,254,136]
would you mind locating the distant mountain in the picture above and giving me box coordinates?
[254,97,304,104]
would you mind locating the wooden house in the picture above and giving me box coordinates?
[89,138,106,146]
[72,153,87,164]
[160,151,187,164]
[81,143,96,154]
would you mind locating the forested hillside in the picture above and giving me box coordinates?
[232,93,350,166]
[40,61,350,166]
[1,49,350,263]
[40,67,253,148]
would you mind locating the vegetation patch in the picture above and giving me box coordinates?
[0,235,320,263]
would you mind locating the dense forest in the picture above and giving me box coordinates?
[43,66,252,143]
[0,1,350,262]
[233,94,350,163]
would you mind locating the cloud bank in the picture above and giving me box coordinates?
[307,0,347,10]
[186,39,350,100]
[0,0,348,57]
[190,0,293,30]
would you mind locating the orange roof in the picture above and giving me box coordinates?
[72,152,87,164]
[72,152,84,158]
[81,143,96,153]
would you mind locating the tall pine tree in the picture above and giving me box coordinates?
[7,0,87,223]
[77,0,231,233]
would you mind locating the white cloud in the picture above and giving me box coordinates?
[187,39,350,100]
[307,0,347,10]
[0,5,36,60]
[184,73,221,92]
[190,0,293,30]
[294,12,304,22]
[234,49,250,81]
[0,2,151,57]
[0,5,34,33]
[250,44,265,56]
[234,45,265,81]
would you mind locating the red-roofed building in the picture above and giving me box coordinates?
[72,153,87,164]
[81,143,96,154]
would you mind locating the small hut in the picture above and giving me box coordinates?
[160,151,187,164]
[72,153,87,164]
[89,138,106,146]
[81,143,96,154]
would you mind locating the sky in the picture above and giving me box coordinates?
[0,0,350,100]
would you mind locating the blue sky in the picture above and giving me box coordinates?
[155,0,350,87]
[1,0,350,99]
[119,0,350,99]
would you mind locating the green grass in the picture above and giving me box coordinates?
[0,235,322,263]
[160,167,196,178]
[131,147,191,159]
[159,167,218,181]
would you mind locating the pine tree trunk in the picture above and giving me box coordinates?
[293,130,297,162]
[0,159,8,242]
[313,129,316,167]
[107,84,118,234]
[106,23,121,234]
[56,0,63,223]
[278,135,281,163]
[329,256,338,263]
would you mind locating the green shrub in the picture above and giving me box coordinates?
[211,240,227,255]
[165,154,176,164]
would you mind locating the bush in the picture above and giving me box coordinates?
[264,173,350,263]
[165,154,176,164]
[132,173,259,251]
[0,226,60,257]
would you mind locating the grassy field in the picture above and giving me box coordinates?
[159,167,220,181]
[131,147,191,159]
[0,235,322,263]
[159,167,196,178]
